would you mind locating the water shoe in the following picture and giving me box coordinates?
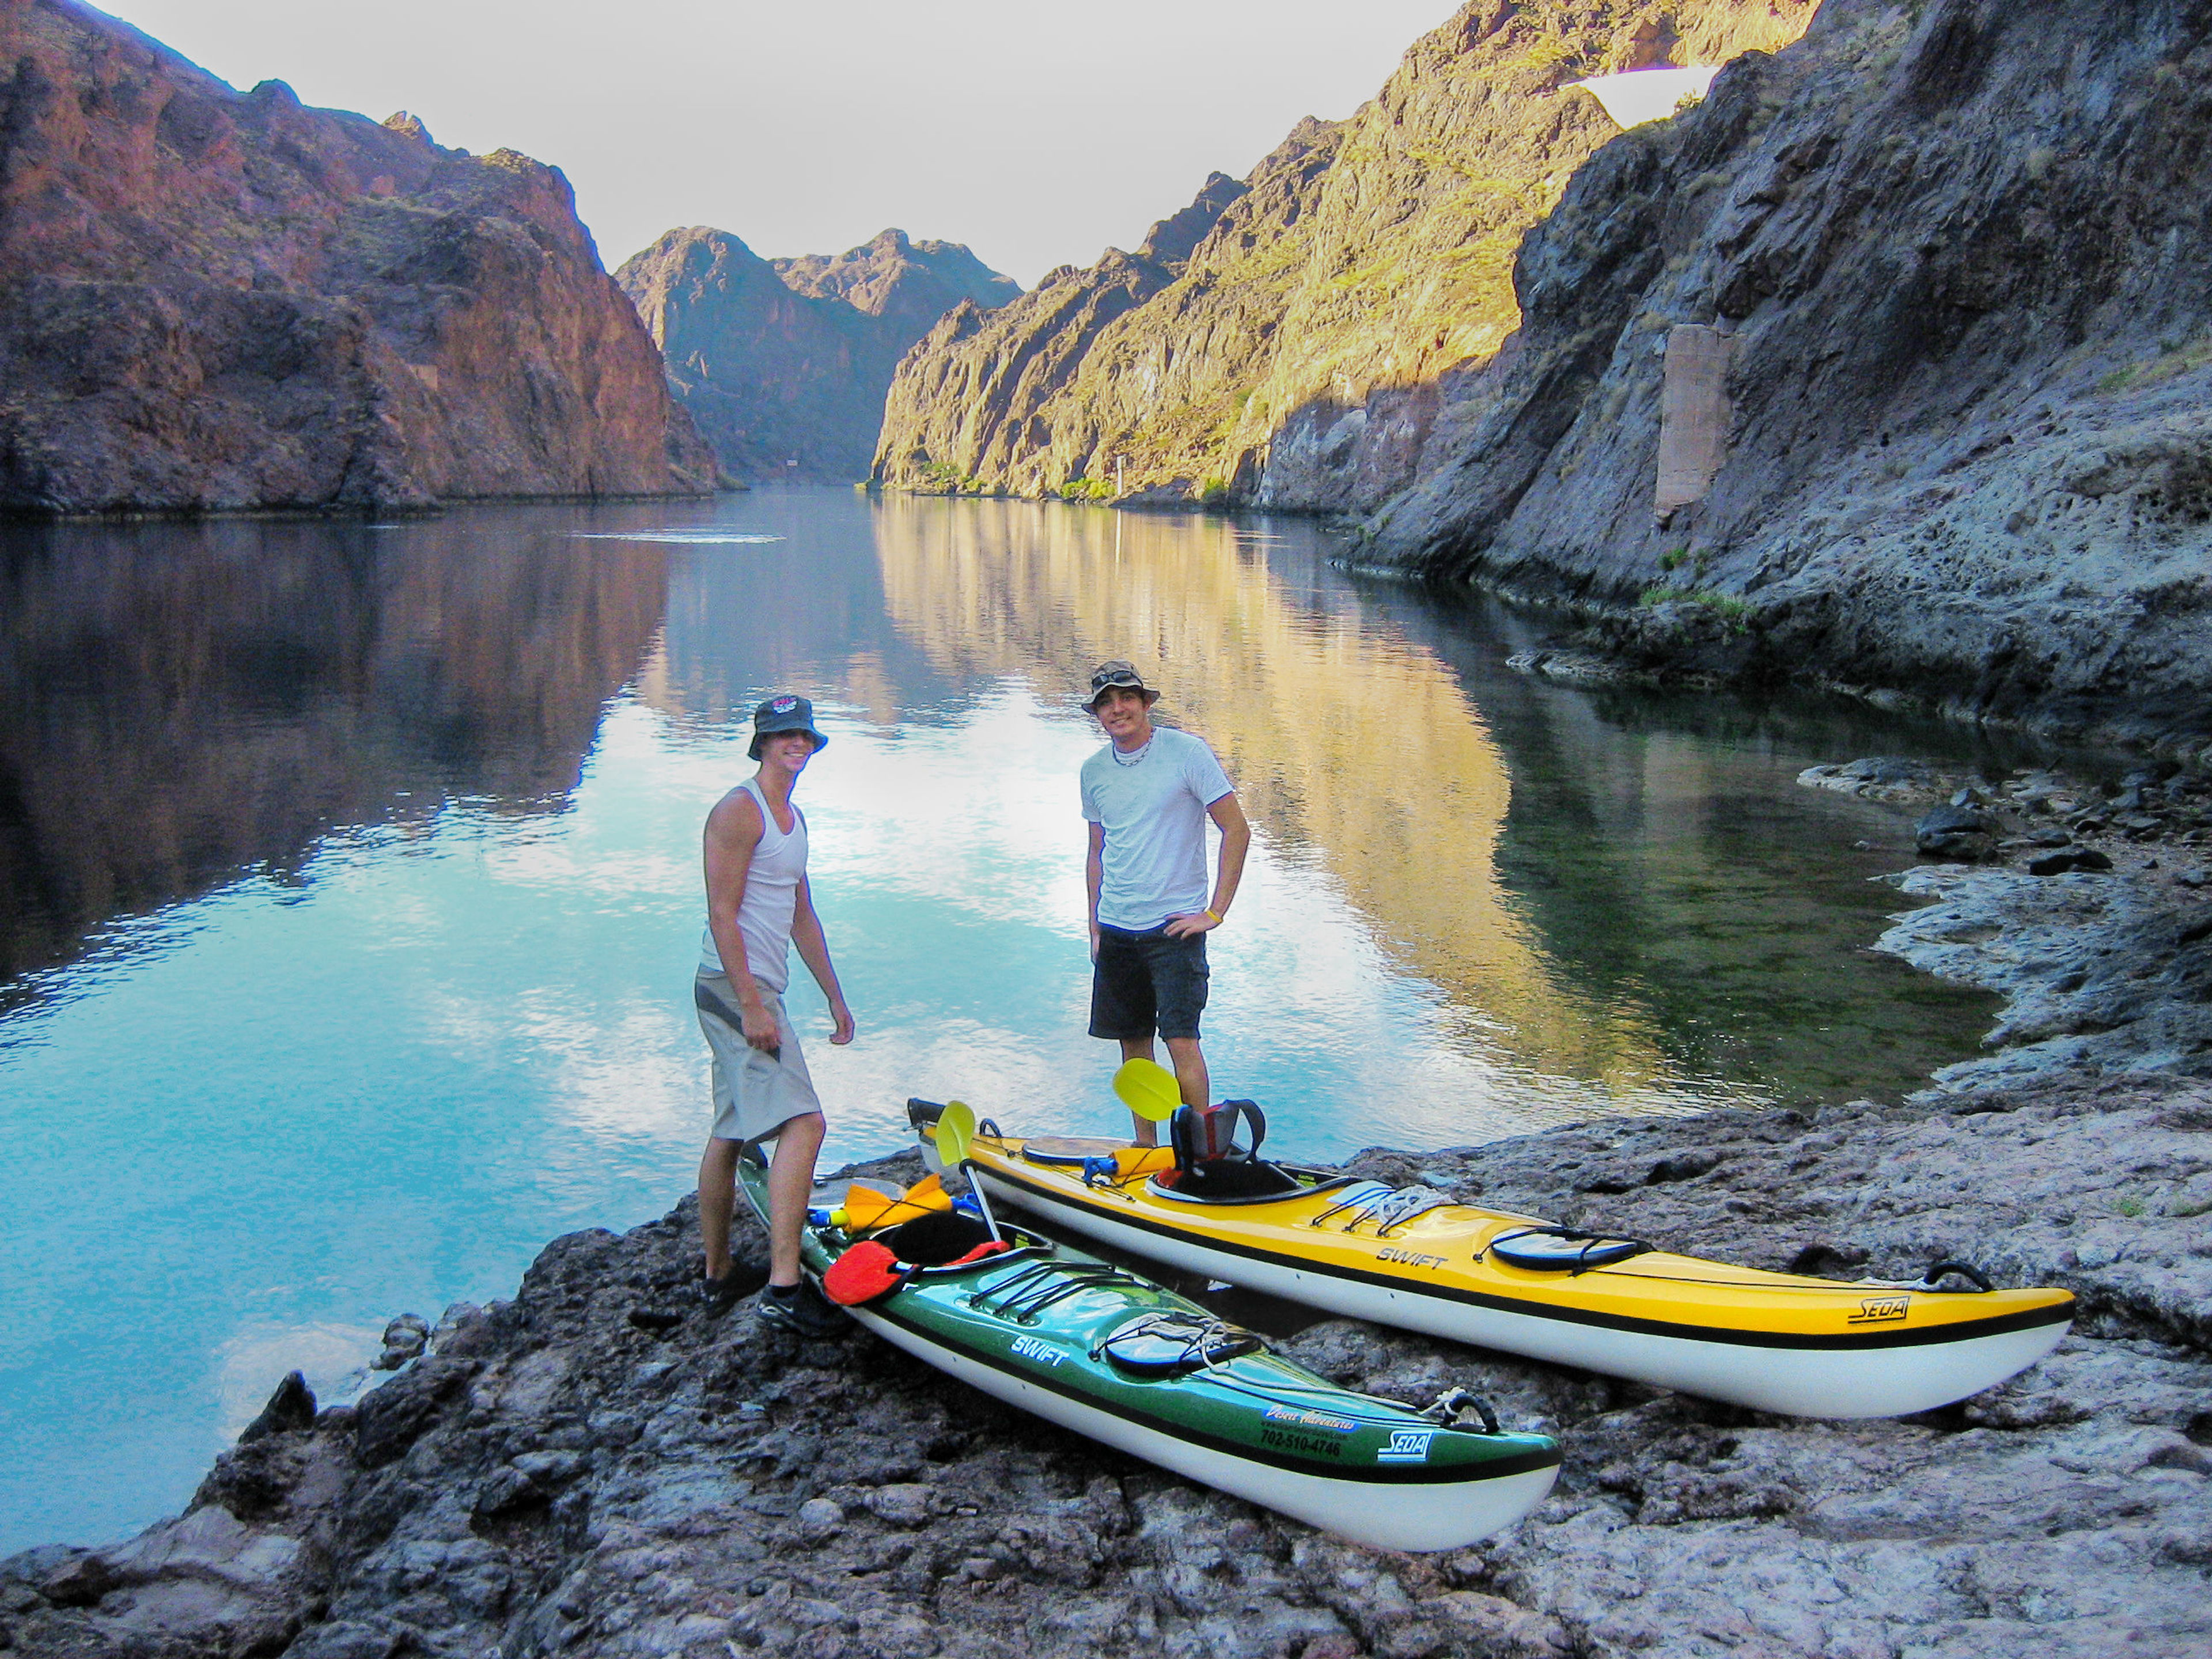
[699,1264,764,1315]
[758,1279,843,1338]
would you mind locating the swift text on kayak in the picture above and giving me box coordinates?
[1376,1246,1449,1270]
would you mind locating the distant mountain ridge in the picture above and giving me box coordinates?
[873,0,1812,506]
[0,0,715,513]
[617,228,1016,484]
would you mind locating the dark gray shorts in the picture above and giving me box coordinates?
[1090,924,1209,1042]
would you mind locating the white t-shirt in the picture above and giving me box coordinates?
[1080,726,1234,931]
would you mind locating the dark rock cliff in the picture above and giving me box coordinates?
[872,1,1812,505]
[0,0,717,514]
[1368,0,2212,755]
[617,227,1016,484]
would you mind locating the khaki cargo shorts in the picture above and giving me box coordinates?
[694,971,821,1144]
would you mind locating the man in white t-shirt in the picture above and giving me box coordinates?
[1080,661,1251,1146]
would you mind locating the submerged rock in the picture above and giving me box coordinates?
[1796,753,2212,1092]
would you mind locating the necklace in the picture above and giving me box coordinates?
[1111,736,1153,767]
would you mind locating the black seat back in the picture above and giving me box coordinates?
[1169,1099,1267,1169]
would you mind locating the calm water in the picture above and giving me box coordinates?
[0,487,2024,1551]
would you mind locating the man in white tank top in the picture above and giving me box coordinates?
[695,694,854,1335]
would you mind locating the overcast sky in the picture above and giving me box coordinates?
[98,0,1459,286]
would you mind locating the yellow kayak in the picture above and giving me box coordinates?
[911,1105,2074,1419]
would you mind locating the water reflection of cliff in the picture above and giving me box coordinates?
[1350,588,2010,1097]
[864,495,1671,1093]
[631,487,970,734]
[0,519,667,997]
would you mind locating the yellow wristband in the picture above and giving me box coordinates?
[1205,908,1223,923]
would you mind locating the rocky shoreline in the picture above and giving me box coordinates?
[1809,754,2212,1094]
[7,759,2211,1659]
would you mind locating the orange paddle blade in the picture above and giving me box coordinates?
[823,1241,906,1305]
[839,1172,952,1232]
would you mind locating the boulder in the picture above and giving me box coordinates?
[239,1371,317,1441]
[2029,848,2116,876]
[1915,802,1997,861]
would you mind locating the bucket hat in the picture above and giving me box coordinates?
[1084,660,1160,711]
[749,693,828,760]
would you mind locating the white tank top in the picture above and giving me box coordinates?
[699,777,808,993]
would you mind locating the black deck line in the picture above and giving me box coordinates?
[977,1163,2075,1353]
[857,1298,1560,1486]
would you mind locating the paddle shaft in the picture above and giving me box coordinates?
[965,1164,1004,1243]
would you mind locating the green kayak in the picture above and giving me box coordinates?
[739,1157,1560,1552]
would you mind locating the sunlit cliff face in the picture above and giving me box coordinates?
[860,493,1682,1097]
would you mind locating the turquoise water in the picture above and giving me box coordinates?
[0,488,2014,1552]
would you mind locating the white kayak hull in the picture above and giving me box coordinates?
[847,1298,1558,1551]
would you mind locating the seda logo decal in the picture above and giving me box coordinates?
[1849,1294,1911,1324]
[770,696,799,712]
[1376,1427,1437,1464]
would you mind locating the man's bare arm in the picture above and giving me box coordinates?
[1165,793,1251,938]
[1085,820,1106,961]
[789,877,855,1045]
[702,791,778,1048]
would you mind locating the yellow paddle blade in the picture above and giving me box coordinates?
[1112,1058,1182,1122]
[835,1172,952,1233]
[938,1100,977,1166]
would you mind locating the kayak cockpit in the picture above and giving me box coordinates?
[1142,1100,1358,1203]
[1096,1311,1263,1374]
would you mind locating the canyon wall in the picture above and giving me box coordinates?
[0,0,717,514]
[618,227,1016,483]
[880,0,2212,749]
[1367,0,2212,752]
[873,0,1812,507]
